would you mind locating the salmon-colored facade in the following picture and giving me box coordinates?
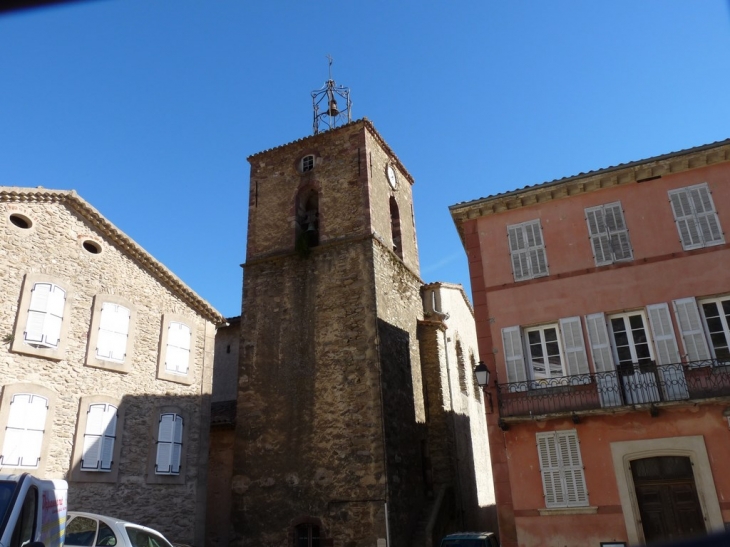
[451,140,730,546]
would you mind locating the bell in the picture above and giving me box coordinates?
[306,222,317,233]
[328,98,339,116]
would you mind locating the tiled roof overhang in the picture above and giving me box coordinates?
[1,186,226,325]
[449,138,730,244]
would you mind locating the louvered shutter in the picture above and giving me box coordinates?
[537,433,565,507]
[585,208,612,265]
[81,404,117,471]
[557,431,588,506]
[526,221,548,277]
[96,303,130,362]
[501,327,527,384]
[603,203,632,261]
[24,283,65,348]
[558,317,589,377]
[646,304,680,366]
[508,225,529,281]
[669,189,703,250]
[690,185,724,246]
[156,413,183,475]
[165,322,191,374]
[0,394,47,468]
[585,313,620,407]
[673,298,712,363]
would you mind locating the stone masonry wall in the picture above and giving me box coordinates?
[232,240,388,547]
[0,199,215,545]
[212,319,240,403]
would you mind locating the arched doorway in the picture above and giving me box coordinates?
[631,456,706,543]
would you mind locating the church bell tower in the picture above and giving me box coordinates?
[231,72,428,547]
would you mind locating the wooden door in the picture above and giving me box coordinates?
[631,456,706,543]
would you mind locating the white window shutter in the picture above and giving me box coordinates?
[558,317,589,376]
[585,208,612,265]
[603,203,632,261]
[669,189,703,250]
[557,431,588,506]
[166,322,191,374]
[24,283,65,348]
[0,394,47,468]
[96,303,130,362]
[171,416,183,474]
[673,298,712,362]
[155,413,182,475]
[585,313,620,407]
[690,185,724,246]
[646,303,680,365]
[537,433,564,507]
[81,404,117,471]
[501,327,527,384]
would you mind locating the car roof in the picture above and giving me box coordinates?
[67,512,166,537]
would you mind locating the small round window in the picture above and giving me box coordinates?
[9,214,32,229]
[82,240,102,254]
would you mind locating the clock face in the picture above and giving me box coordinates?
[387,164,398,189]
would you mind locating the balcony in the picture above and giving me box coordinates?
[496,359,730,419]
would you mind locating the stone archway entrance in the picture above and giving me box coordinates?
[631,456,706,543]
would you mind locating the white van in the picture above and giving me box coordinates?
[0,474,67,547]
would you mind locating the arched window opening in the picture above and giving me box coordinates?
[471,353,481,398]
[294,523,321,547]
[456,340,467,394]
[296,189,319,252]
[390,196,402,259]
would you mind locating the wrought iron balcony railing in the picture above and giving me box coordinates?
[496,359,730,419]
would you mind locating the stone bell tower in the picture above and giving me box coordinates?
[231,110,430,546]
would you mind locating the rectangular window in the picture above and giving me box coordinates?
[81,403,117,472]
[699,296,730,362]
[155,413,183,475]
[0,394,48,468]
[668,183,724,250]
[165,322,191,375]
[525,324,565,381]
[585,202,632,265]
[24,282,66,348]
[536,430,588,508]
[96,303,131,363]
[507,220,548,281]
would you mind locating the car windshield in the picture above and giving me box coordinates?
[0,481,20,535]
[441,540,487,547]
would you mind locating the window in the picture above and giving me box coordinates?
[390,196,403,259]
[536,430,588,508]
[668,183,724,250]
[294,523,321,547]
[70,396,124,483]
[11,274,72,360]
[66,515,118,547]
[609,312,654,368]
[673,297,712,362]
[86,296,136,373]
[295,188,319,250]
[300,154,315,173]
[125,527,172,547]
[155,413,183,475]
[156,314,195,385]
[0,393,47,469]
[585,202,632,265]
[80,403,117,472]
[501,317,589,387]
[456,340,468,394]
[699,296,730,361]
[507,219,548,281]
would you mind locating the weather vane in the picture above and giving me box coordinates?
[311,55,352,134]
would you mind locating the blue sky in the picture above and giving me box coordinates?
[1,1,729,318]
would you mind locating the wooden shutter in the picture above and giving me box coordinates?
[0,394,47,468]
[508,225,530,281]
[603,202,632,261]
[557,430,588,506]
[501,326,527,384]
[646,303,680,366]
[166,322,191,374]
[81,403,117,471]
[690,184,724,246]
[559,317,589,376]
[24,283,65,348]
[537,433,564,507]
[669,189,703,250]
[156,413,183,475]
[673,297,711,362]
[96,303,130,362]
[585,207,612,265]
[585,313,620,407]
[525,220,548,277]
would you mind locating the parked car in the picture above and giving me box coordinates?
[439,532,499,547]
[65,512,174,547]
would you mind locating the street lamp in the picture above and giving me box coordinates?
[474,361,490,388]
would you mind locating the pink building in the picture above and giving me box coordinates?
[450,139,730,546]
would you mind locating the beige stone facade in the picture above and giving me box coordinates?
[0,188,224,546]
[208,120,494,547]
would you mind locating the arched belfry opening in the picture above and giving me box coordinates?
[390,196,403,259]
[296,188,319,251]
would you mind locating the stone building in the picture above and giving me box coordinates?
[208,119,494,547]
[0,187,224,546]
[450,138,730,546]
